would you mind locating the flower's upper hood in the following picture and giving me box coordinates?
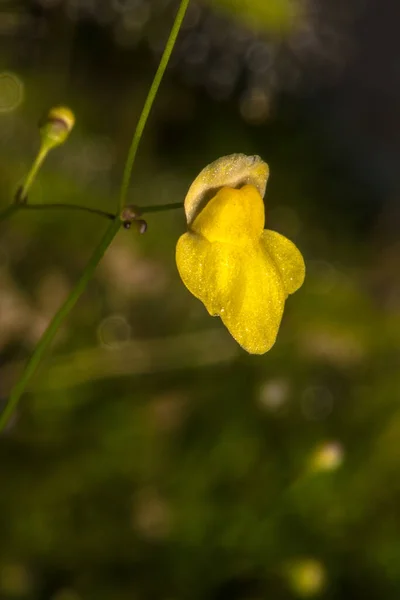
[184,154,269,226]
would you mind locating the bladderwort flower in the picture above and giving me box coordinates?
[176,154,305,354]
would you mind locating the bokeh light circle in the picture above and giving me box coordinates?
[97,314,131,349]
[301,385,333,420]
[0,72,24,113]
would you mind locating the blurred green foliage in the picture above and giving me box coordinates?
[212,0,295,33]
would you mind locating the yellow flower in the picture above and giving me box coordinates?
[176,154,305,354]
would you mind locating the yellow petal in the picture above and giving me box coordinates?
[184,154,269,226]
[220,244,286,354]
[176,232,286,354]
[262,230,306,295]
[191,185,265,246]
[176,232,242,316]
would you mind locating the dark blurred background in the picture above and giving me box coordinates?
[1,0,400,598]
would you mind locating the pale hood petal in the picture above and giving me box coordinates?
[184,154,269,226]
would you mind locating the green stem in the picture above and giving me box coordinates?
[0,201,182,226]
[0,203,115,226]
[0,219,121,433]
[22,203,115,220]
[118,0,190,213]
[19,146,48,201]
[0,0,190,433]
[141,202,183,214]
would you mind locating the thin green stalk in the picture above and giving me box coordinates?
[0,218,121,433]
[118,0,190,213]
[23,203,115,220]
[0,0,190,433]
[0,201,183,227]
[141,202,183,214]
[0,203,115,223]
[19,146,48,201]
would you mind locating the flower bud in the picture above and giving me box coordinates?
[120,205,147,233]
[13,106,75,204]
[39,106,75,150]
[123,219,147,233]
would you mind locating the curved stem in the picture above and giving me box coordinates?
[118,0,190,213]
[0,0,190,433]
[0,203,115,224]
[23,203,115,220]
[0,200,184,231]
[0,219,121,433]
[0,201,183,226]
[19,146,48,202]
